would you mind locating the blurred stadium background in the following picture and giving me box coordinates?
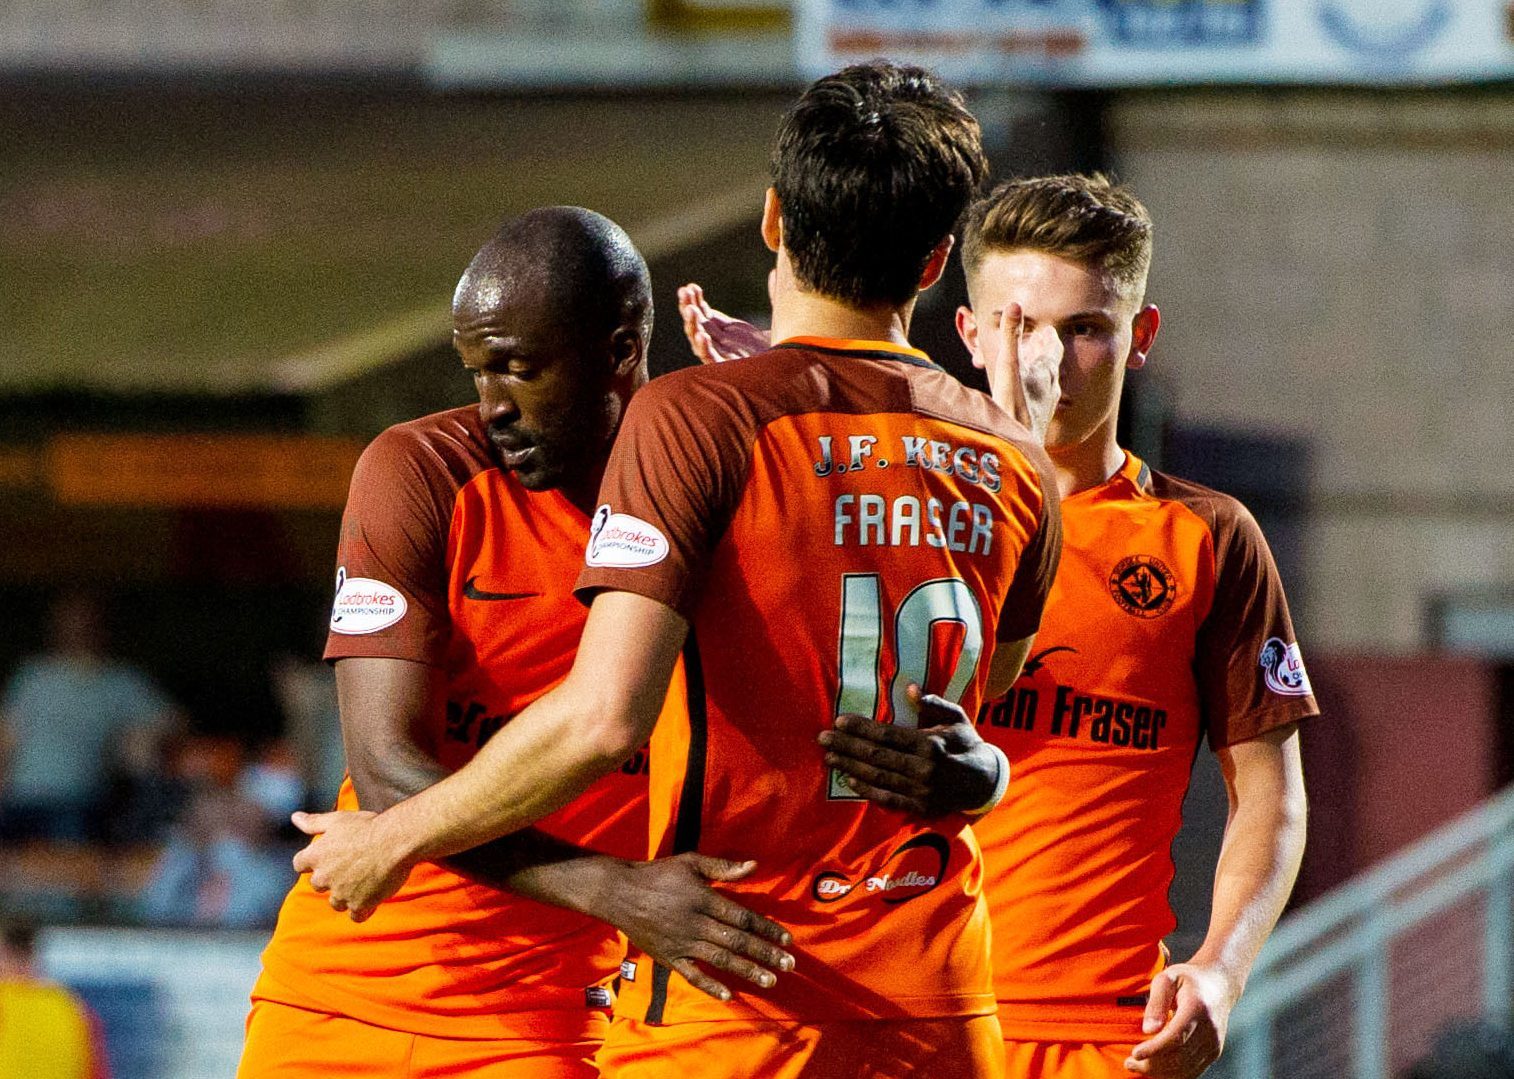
[0,1,1511,1076]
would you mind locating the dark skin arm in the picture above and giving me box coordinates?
[820,685,1008,818]
[819,640,1035,818]
[325,656,794,1002]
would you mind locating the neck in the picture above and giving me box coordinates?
[1046,423,1126,498]
[769,260,917,348]
[561,470,603,516]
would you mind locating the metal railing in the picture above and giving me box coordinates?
[1213,784,1514,1079]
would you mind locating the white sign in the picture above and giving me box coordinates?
[330,568,407,634]
[586,506,671,569]
[795,0,1514,87]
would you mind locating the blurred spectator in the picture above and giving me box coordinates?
[269,655,345,809]
[135,739,294,928]
[1407,1017,1514,1079]
[238,739,307,828]
[0,914,110,1079]
[0,592,181,845]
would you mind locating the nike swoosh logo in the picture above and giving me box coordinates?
[462,577,540,602]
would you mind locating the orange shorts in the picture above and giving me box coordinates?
[596,1013,1005,1078]
[237,998,607,1078]
[1002,1039,1135,1078]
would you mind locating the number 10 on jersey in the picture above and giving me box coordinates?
[830,573,986,800]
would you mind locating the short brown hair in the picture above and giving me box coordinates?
[961,173,1153,301]
[772,62,987,308]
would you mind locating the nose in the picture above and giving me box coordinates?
[476,373,518,426]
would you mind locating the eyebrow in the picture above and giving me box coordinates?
[1003,308,1118,325]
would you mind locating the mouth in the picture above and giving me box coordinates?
[496,445,536,470]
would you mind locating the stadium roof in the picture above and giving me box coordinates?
[0,83,783,396]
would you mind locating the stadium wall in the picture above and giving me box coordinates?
[1109,87,1514,652]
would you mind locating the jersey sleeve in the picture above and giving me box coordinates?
[324,426,453,666]
[995,446,1062,643]
[574,373,752,619]
[1195,500,1319,748]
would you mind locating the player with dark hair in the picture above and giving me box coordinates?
[292,63,1063,1078]
[682,172,1315,1079]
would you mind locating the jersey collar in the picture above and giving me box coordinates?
[1066,450,1151,505]
[1116,450,1152,495]
[773,335,940,371]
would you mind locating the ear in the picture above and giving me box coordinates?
[609,324,645,379]
[917,235,955,293]
[761,188,782,254]
[1127,304,1160,371]
[955,305,984,369]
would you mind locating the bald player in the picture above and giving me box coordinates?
[291,62,1063,1078]
[238,208,799,1079]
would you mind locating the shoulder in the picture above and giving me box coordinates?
[1145,469,1275,589]
[643,349,1038,449]
[355,407,492,495]
[1146,468,1262,541]
[636,350,845,422]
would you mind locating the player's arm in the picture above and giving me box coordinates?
[820,676,1021,819]
[319,652,793,997]
[1126,725,1307,1078]
[986,634,1033,700]
[294,591,685,915]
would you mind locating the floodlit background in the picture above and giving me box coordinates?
[0,2,1511,1076]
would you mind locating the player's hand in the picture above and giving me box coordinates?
[818,684,1003,818]
[600,854,795,1003]
[291,809,415,922]
[982,302,1062,442]
[678,283,769,365]
[1124,962,1233,1077]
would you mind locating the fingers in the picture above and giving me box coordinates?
[820,726,932,776]
[827,714,932,753]
[678,285,719,365]
[688,855,759,883]
[693,915,794,977]
[829,777,927,816]
[290,810,337,836]
[914,692,971,727]
[676,855,794,950]
[685,939,779,990]
[292,845,315,876]
[1143,969,1177,1034]
[670,957,733,1003]
[822,749,930,800]
[990,303,1031,425]
[1130,985,1204,1063]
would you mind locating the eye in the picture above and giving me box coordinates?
[1069,322,1099,337]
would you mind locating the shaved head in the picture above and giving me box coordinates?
[451,207,653,502]
[454,206,652,346]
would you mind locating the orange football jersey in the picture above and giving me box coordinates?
[974,452,1318,1041]
[576,339,1061,1026]
[253,407,652,1039]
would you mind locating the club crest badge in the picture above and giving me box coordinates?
[1109,555,1177,618]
